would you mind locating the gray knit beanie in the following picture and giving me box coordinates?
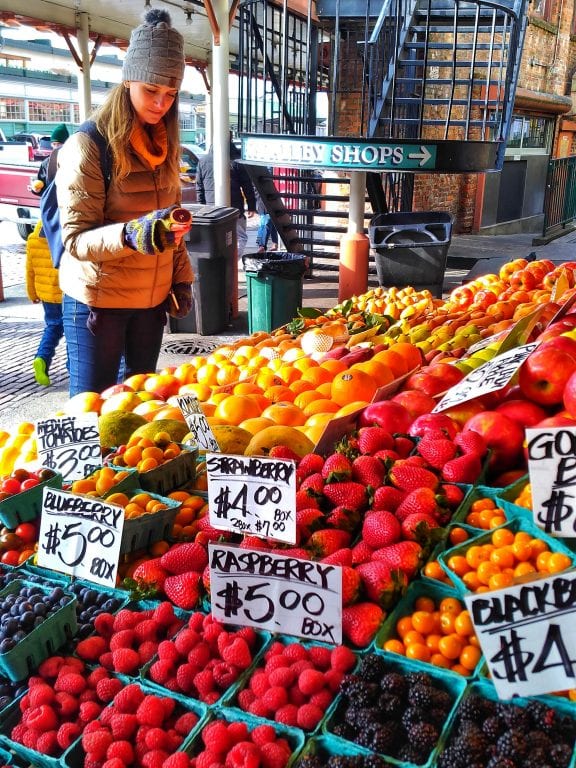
[122,9,185,89]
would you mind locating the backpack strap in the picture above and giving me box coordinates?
[45,148,59,185]
[76,120,112,190]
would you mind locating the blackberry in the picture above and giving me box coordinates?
[298,757,322,768]
[407,683,435,709]
[407,721,439,753]
[458,693,492,722]
[525,699,549,724]
[363,757,390,768]
[438,744,468,768]
[405,671,431,688]
[524,749,552,768]
[358,654,388,682]
[460,729,489,761]
[351,707,381,730]
[496,729,527,761]
[431,688,453,711]
[486,759,517,768]
[526,730,553,752]
[340,678,379,707]
[331,722,355,741]
[326,758,355,768]
[379,672,407,698]
[550,743,573,768]
[429,706,450,728]
[396,744,428,764]
[401,706,424,731]
[483,715,505,742]
[377,693,402,716]
[370,721,400,754]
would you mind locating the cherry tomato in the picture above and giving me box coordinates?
[1,550,21,566]
[1,478,21,495]
[20,477,40,491]
[14,523,37,544]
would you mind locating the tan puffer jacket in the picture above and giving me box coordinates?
[26,220,62,304]
[55,131,194,309]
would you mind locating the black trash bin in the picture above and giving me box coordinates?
[169,205,239,335]
[369,212,454,298]
[242,252,308,333]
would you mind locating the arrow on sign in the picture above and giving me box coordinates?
[408,146,432,166]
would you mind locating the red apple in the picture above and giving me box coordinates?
[533,412,576,429]
[518,346,576,406]
[391,389,437,419]
[100,383,133,399]
[563,369,576,417]
[441,398,486,429]
[426,362,466,387]
[357,400,413,433]
[536,316,576,343]
[408,412,459,439]
[538,334,576,358]
[462,411,525,471]
[403,371,449,397]
[495,399,549,428]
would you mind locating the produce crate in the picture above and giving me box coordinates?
[0,697,64,768]
[137,444,198,496]
[120,490,182,554]
[63,465,139,496]
[438,517,576,595]
[374,579,483,678]
[0,470,62,528]
[292,734,395,767]
[0,746,14,767]
[0,580,77,682]
[20,555,71,585]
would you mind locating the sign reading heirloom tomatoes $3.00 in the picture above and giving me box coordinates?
[209,543,342,643]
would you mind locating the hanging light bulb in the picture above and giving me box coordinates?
[144,0,151,7]
[185,9,194,25]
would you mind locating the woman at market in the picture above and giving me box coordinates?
[55,9,194,396]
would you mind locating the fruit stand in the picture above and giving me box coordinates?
[0,255,576,768]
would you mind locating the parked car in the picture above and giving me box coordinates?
[10,133,52,161]
[180,145,204,204]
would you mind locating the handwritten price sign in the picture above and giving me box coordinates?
[35,414,101,481]
[207,453,296,544]
[37,487,124,587]
[527,427,576,537]
[433,343,538,412]
[209,543,342,643]
[465,570,576,698]
[176,394,219,451]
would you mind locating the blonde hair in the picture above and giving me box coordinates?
[92,84,181,190]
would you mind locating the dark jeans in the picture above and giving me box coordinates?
[256,213,278,248]
[62,295,166,396]
[37,301,64,371]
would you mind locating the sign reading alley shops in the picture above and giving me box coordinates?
[242,136,437,171]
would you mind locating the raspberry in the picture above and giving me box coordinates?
[136,694,167,727]
[201,720,232,753]
[174,628,198,656]
[251,724,276,746]
[27,684,56,708]
[76,636,108,662]
[109,629,136,651]
[282,643,308,662]
[35,730,59,756]
[324,669,344,692]
[21,728,39,749]
[193,669,215,699]
[134,618,159,643]
[274,704,298,727]
[114,683,145,713]
[87,666,111,687]
[99,651,114,670]
[79,700,102,723]
[152,601,177,627]
[102,759,125,768]
[306,646,332,670]
[160,696,176,719]
[10,723,27,743]
[263,655,289,674]
[201,622,222,647]
[57,722,82,750]
[330,645,356,672]
[228,741,260,768]
[175,662,198,694]
[149,659,174,686]
[164,754,192,768]
[204,691,221,705]
[260,740,292,768]
[221,637,252,669]
[54,691,79,718]
[237,689,256,710]
[196,750,224,768]
[297,669,325,696]
[248,699,270,718]
[112,609,141,631]
[288,685,307,706]
[212,661,237,689]
[96,676,123,703]
[267,667,295,688]
[310,689,333,710]
[112,648,141,675]
[26,704,59,732]
[261,686,288,713]
[38,656,66,678]
[139,640,159,665]
[226,721,249,742]
[157,639,180,663]
[216,631,231,656]
[99,707,114,726]
[142,749,170,768]
[248,671,270,697]
[93,612,115,637]
[82,728,114,760]
[236,626,257,647]
[110,713,139,740]
[54,672,86,696]
[188,611,205,631]
[107,740,135,763]
[187,642,211,667]
[290,660,313,676]
[264,641,285,659]
[296,703,324,730]
[79,689,98,703]
[173,710,199,737]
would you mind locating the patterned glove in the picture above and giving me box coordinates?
[124,206,177,255]
[169,282,192,318]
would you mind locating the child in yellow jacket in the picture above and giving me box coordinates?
[25,220,64,386]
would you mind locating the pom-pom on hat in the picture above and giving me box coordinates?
[122,9,185,90]
[50,124,69,144]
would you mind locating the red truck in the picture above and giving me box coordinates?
[0,140,41,240]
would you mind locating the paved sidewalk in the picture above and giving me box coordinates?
[1,219,575,431]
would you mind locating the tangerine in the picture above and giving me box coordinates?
[372,348,409,377]
[213,395,263,426]
[261,402,307,427]
[389,342,423,371]
[331,369,378,406]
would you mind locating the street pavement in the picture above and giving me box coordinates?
[1,218,576,433]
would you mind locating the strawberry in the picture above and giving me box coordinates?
[454,430,487,456]
[269,445,302,462]
[400,512,440,541]
[357,427,394,455]
[417,437,458,469]
[296,507,325,538]
[322,481,369,511]
[395,487,441,522]
[356,561,407,608]
[371,485,405,512]
[351,455,385,488]
[394,435,416,458]
[299,472,325,495]
[238,535,272,550]
[341,565,361,606]
[351,539,375,565]
[321,453,353,482]
[298,453,325,478]
[388,462,439,492]
[372,449,400,463]
[361,510,401,548]
[131,559,168,591]
[440,483,466,508]
[305,529,351,558]
[342,602,384,647]
[295,489,320,511]
[442,453,482,483]
[324,505,360,533]
[321,547,353,566]
[160,543,208,575]
[372,540,423,579]
[163,572,202,610]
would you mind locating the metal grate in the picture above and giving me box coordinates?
[162,340,219,356]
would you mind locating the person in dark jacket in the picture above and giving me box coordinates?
[31,124,70,195]
[196,137,257,257]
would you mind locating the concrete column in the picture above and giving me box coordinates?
[76,12,92,122]
[212,0,231,207]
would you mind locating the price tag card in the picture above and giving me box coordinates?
[527,426,576,537]
[35,414,101,482]
[209,543,342,643]
[207,452,297,543]
[465,570,576,699]
[176,395,219,451]
[37,487,124,587]
[433,343,538,412]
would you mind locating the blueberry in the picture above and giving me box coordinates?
[0,639,15,653]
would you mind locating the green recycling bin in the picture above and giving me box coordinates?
[242,252,308,333]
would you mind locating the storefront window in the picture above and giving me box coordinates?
[28,101,70,122]
[531,0,552,21]
[507,114,553,151]
[0,98,24,120]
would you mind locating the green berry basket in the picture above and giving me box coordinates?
[323,651,466,768]
[452,483,531,529]
[137,444,198,496]
[0,470,62,529]
[120,489,182,554]
[291,734,396,768]
[0,745,15,766]
[0,696,64,768]
[0,579,77,682]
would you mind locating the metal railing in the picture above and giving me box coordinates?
[543,155,576,237]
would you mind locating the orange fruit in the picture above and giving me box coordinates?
[196,363,220,386]
[430,653,452,669]
[372,348,409,377]
[449,527,470,546]
[302,399,340,417]
[304,412,335,429]
[547,552,572,573]
[454,610,474,637]
[389,342,423,371]
[383,638,405,655]
[491,527,515,548]
[319,359,348,376]
[331,369,378,406]
[293,357,318,373]
[263,385,295,403]
[439,597,462,615]
[334,401,370,417]
[233,382,264,396]
[410,610,436,635]
[294,390,324,410]
[414,596,435,613]
[238,416,275,434]
[301,366,333,388]
[405,643,431,663]
[213,394,263,425]
[438,634,464,660]
[396,616,413,639]
[423,560,449,582]
[216,364,240,387]
[289,380,315,396]
[446,555,470,577]
[352,360,395,388]
[261,402,306,426]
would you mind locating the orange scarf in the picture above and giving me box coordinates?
[130,121,168,169]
